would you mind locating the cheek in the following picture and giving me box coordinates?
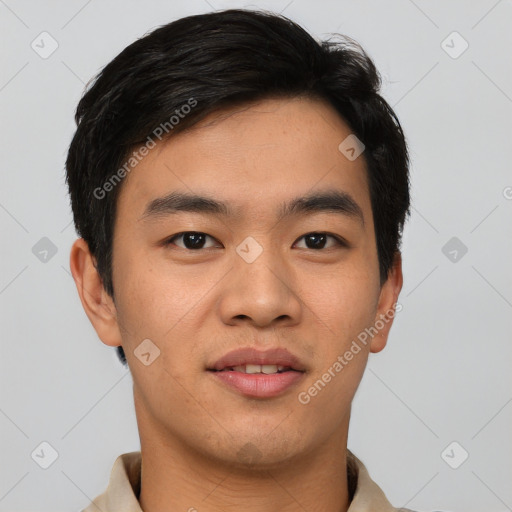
[112,247,217,366]
[114,242,171,319]
[310,264,379,342]
[295,275,377,431]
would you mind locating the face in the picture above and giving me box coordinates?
[72,96,402,469]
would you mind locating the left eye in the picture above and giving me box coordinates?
[293,232,345,250]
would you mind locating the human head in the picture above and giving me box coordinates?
[65,8,409,366]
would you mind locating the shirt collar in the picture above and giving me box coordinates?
[83,450,400,512]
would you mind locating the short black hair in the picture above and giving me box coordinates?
[65,8,410,367]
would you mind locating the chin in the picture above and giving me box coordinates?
[211,431,306,469]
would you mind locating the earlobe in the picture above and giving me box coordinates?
[370,252,403,354]
[69,238,123,348]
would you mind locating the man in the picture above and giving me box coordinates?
[66,8,417,511]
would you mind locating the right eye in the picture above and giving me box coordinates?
[164,231,221,250]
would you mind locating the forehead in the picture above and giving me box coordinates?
[115,96,371,222]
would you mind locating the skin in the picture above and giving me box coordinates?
[70,96,402,512]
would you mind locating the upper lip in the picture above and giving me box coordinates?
[209,347,306,372]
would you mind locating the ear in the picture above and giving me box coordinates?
[370,252,403,353]
[69,238,123,348]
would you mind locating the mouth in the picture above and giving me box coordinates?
[207,348,306,399]
[212,364,295,374]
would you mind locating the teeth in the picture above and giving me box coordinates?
[230,364,286,374]
[246,364,264,374]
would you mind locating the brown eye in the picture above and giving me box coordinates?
[166,232,219,250]
[294,232,346,250]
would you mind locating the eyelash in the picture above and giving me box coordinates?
[163,231,348,251]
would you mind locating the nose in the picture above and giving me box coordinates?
[217,243,303,329]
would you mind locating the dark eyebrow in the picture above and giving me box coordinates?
[139,189,364,225]
[278,190,364,225]
[140,191,233,220]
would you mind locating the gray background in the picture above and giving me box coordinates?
[1,0,511,511]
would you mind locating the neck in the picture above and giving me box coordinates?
[138,422,351,512]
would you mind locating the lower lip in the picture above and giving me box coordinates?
[210,370,304,398]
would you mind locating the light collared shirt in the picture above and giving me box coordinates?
[81,450,416,512]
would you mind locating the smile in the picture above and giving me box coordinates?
[208,347,306,398]
[215,364,291,374]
